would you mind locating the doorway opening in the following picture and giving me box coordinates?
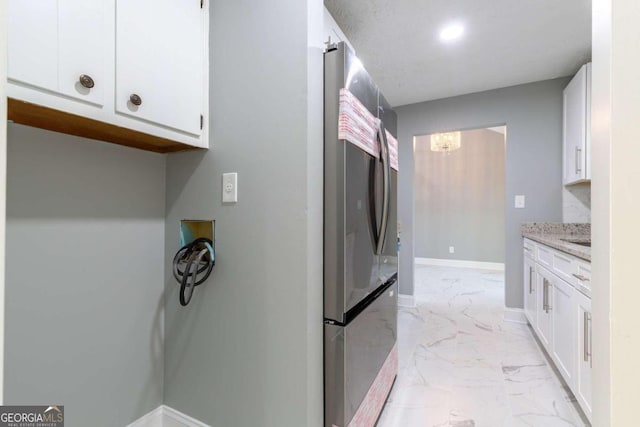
[413,126,506,277]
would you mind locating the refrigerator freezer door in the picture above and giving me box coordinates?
[324,281,398,427]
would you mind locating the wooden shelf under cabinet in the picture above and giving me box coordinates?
[7,98,203,154]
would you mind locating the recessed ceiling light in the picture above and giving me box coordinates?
[440,24,465,42]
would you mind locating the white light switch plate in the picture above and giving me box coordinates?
[222,173,238,203]
[515,195,525,208]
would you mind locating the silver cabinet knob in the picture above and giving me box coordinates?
[129,94,142,106]
[79,74,95,89]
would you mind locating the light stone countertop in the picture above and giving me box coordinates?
[521,223,591,262]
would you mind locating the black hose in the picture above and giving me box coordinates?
[173,237,215,306]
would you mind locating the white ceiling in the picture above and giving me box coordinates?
[324,0,592,107]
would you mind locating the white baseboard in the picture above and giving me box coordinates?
[163,406,210,427]
[504,308,527,324]
[398,293,416,308]
[127,406,164,427]
[128,406,210,427]
[415,257,505,271]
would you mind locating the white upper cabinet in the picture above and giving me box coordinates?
[563,63,591,185]
[8,1,58,91]
[8,0,106,106]
[7,0,208,152]
[116,0,204,136]
[58,0,107,106]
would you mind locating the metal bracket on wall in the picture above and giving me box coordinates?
[180,219,215,247]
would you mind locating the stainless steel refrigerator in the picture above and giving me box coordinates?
[324,41,398,427]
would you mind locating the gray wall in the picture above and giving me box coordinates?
[162,1,324,426]
[397,78,568,307]
[414,129,505,263]
[5,124,165,426]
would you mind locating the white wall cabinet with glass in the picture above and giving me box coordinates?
[563,63,591,185]
[522,238,591,422]
[7,0,208,152]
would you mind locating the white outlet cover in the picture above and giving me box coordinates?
[222,173,238,203]
[515,195,525,208]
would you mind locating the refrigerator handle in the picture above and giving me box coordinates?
[375,120,391,255]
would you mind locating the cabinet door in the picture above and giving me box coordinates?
[563,64,589,184]
[116,0,205,135]
[576,290,592,421]
[58,0,106,105]
[535,266,553,352]
[8,0,58,91]
[8,0,105,105]
[524,255,536,326]
[551,275,575,388]
[585,63,592,181]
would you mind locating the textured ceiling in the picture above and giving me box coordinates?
[325,0,592,107]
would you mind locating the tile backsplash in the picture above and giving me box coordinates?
[563,183,591,223]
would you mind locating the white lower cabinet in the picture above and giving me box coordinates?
[523,254,536,325]
[535,265,553,352]
[551,273,576,387]
[523,238,591,422]
[575,290,592,420]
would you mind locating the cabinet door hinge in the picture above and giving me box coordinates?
[200,114,204,130]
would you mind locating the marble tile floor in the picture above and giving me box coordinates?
[377,265,590,427]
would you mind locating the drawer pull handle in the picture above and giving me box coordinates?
[130,93,142,106]
[79,74,95,89]
[543,278,551,313]
[572,273,590,282]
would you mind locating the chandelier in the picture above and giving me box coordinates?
[430,131,461,153]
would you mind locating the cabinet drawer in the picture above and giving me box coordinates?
[523,239,535,259]
[573,260,591,296]
[552,250,574,284]
[536,244,553,268]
